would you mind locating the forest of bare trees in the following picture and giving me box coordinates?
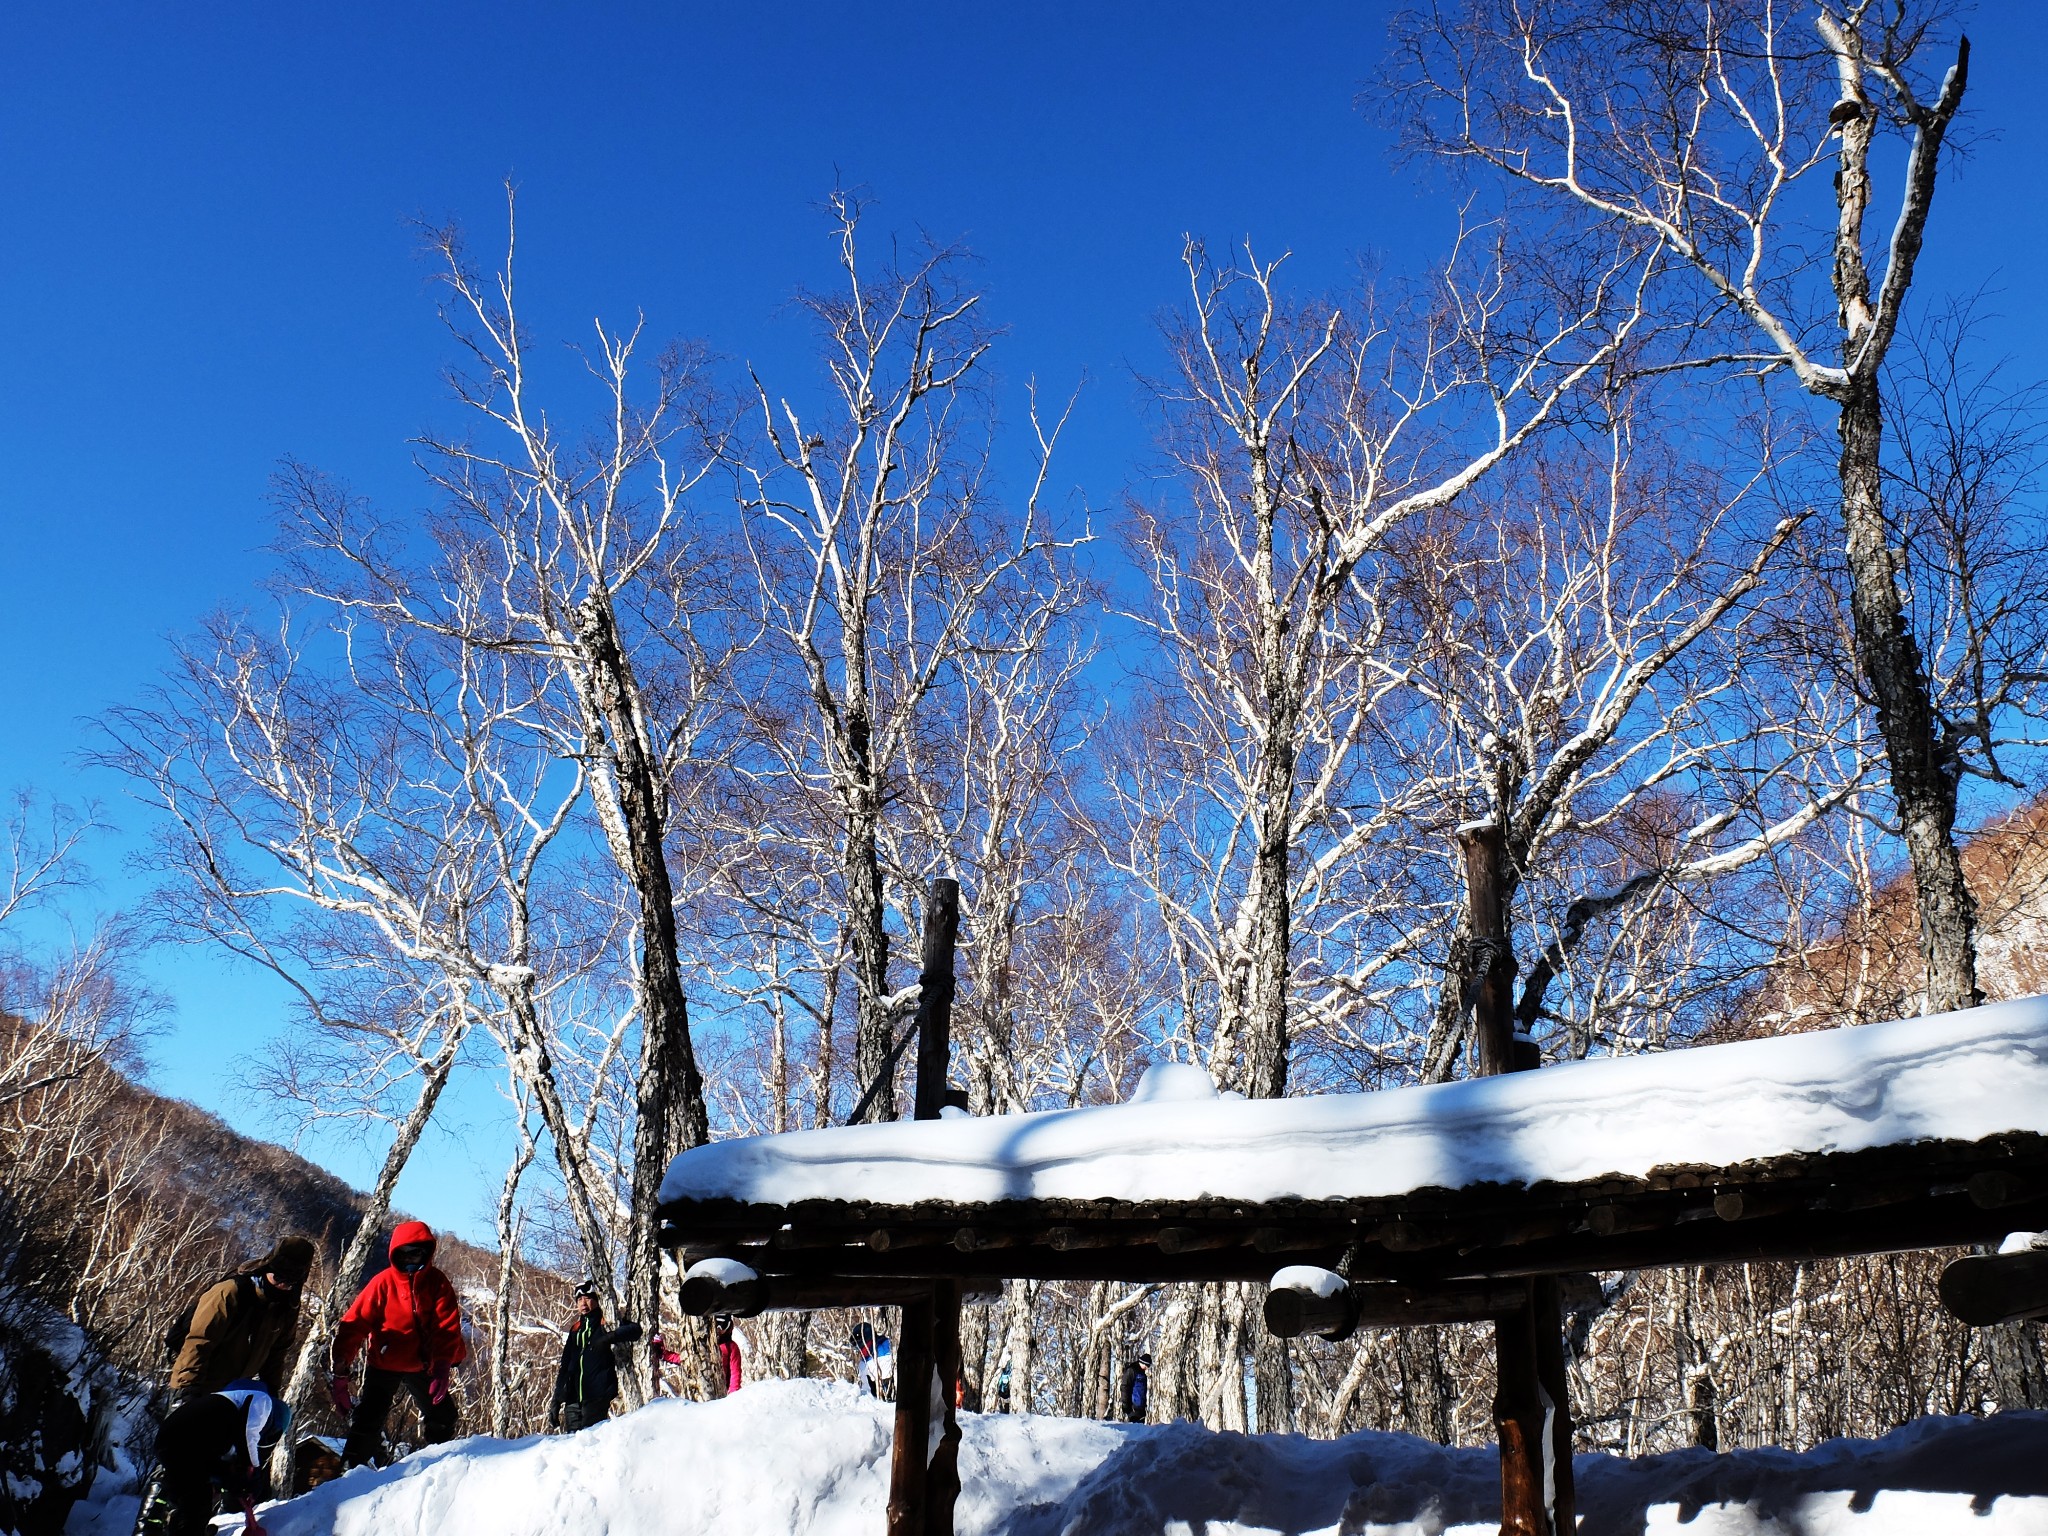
[6,0,2048,1487]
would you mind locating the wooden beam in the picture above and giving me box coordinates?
[679,1269,934,1317]
[1939,1247,2048,1326]
[1047,1226,1120,1251]
[1264,1276,1537,1339]
[1713,1189,1803,1222]
[673,1187,2045,1290]
[1969,1170,2048,1210]
[1461,820,1523,1077]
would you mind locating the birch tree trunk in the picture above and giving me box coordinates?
[489,1106,537,1436]
[1837,386,1979,1011]
[844,788,894,1122]
[1394,1,1981,1011]
[571,591,711,1404]
[1001,1279,1038,1414]
[277,1027,464,1491]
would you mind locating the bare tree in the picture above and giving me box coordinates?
[1393,0,1983,1009]
[277,195,741,1399]
[1388,410,1856,1078]
[96,585,628,1439]
[735,190,1081,1120]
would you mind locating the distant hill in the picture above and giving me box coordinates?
[92,1061,528,1312]
[1743,793,2048,1035]
[0,1005,544,1370]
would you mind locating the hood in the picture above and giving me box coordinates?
[389,1220,437,1258]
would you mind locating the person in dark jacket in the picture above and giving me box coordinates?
[329,1221,467,1467]
[136,1380,287,1536]
[548,1284,642,1432]
[1118,1353,1150,1423]
[168,1237,315,1400]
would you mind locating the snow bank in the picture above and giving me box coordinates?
[662,997,2048,1210]
[234,1380,2048,1536]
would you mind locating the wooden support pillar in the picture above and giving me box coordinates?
[888,1291,935,1536]
[1461,823,1575,1536]
[887,879,962,1536]
[1461,821,1531,1077]
[911,879,960,1122]
[927,1278,964,1530]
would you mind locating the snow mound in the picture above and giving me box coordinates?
[1126,1062,1218,1104]
[240,1379,2048,1536]
[662,997,2048,1209]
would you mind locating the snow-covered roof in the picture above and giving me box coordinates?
[660,997,2048,1213]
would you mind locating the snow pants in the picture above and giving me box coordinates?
[343,1366,458,1467]
[144,1396,244,1536]
[557,1399,609,1434]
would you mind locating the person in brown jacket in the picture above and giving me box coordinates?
[168,1236,315,1402]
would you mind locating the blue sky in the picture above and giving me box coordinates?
[4,2,2047,1240]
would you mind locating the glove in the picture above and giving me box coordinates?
[328,1374,354,1417]
[546,1401,561,1432]
[241,1494,268,1536]
[426,1363,451,1406]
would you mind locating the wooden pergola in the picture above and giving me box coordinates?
[658,874,2048,1536]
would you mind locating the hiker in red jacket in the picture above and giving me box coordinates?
[328,1221,466,1467]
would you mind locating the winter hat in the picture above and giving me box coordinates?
[252,1236,316,1285]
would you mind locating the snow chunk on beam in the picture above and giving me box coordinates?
[1269,1266,1348,1300]
[660,997,2048,1211]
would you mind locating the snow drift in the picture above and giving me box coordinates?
[661,997,2048,1210]
[93,1380,2048,1536]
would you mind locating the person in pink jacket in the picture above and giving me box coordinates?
[645,1316,742,1397]
[713,1314,743,1396]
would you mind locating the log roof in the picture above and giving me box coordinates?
[658,998,2048,1287]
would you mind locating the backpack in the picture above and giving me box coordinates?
[1130,1368,1147,1412]
[163,1274,258,1362]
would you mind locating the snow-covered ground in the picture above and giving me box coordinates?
[661,997,2048,1209]
[68,1379,2048,1536]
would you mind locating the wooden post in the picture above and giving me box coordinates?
[912,879,960,1122]
[1461,822,1525,1077]
[927,1277,964,1532]
[887,880,962,1536]
[888,1290,935,1536]
[1461,824,1575,1536]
